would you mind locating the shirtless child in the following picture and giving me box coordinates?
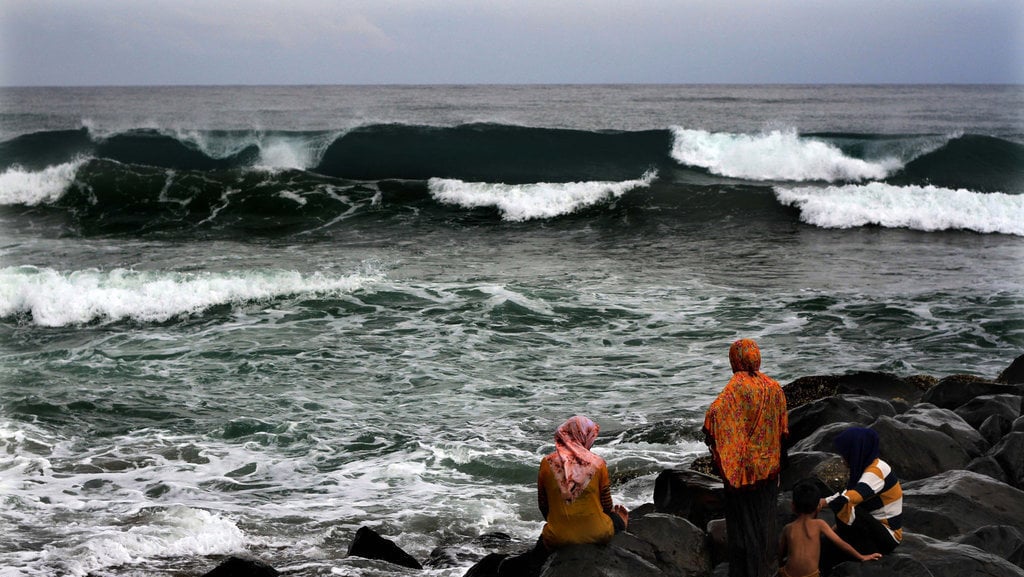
[779,479,881,577]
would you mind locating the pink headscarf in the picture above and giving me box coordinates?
[546,415,605,502]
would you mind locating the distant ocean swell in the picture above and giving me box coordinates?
[1,124,1022,235]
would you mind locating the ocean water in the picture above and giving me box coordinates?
[1,84,1022,576]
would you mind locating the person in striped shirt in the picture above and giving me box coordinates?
[819,427,903,573]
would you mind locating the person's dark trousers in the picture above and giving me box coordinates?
[724,478,780,577]
[820,512,898,575]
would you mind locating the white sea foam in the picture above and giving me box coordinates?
[38,506,246,577]
[775,183,1024,236]
[670,128,900,182]
[428,172,656,222]
[0,160,84,205]
[0,267,382,326]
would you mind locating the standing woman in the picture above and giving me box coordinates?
[703,339,789,577]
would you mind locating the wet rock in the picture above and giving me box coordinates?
[427,532,516,569]
[464,553,508,577]
[901,470,1024,540]
[784,372,929,411]
[966,455,1011,484]
[789,421,856,453]
[538,543,663,577]
[920,375,1021,410]
[620,513,712,577]
[346,526,423,570]
[869,416,970,481]
[954,394,1022,430]
[896,403,989,458]
[833,371,930,405]
[786,395,893,446]
[997,353,1024,384]
[653,468,725,529]
[980,414,1015,446]
[897,533,1024,577]
[200,556,279,577]
[989,432,1024,490]
[706,518,728,566]
[827,554,932,577]
[779,451,846,493]
[953,525,1024,570]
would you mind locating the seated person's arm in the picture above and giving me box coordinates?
[818,520,881,562]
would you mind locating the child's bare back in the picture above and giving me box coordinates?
[780,514,881,577]
[780,516,826,577]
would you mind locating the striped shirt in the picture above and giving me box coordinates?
[826,457,903,543]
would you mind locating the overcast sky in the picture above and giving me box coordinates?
[2,0,1022,86]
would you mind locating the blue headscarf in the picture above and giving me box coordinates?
[833,427,880,489]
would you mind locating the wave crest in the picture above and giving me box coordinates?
[0,160,85,205]
[428,171,656,221]
[775,183,1024,236]
[671,128,900,182]
[0,267,382,327]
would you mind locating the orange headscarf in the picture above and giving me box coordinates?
[703,339,788,489]
[546,416,605,502]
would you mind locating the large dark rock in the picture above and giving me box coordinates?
[1014,416,1024,434]
[619,513,712,577]
[780,451,847,493]
[201,556,279,577]
[789,421,856,453]
[981,414,1015,446]
[787,395,895,446]
[827,554,933,577]
[896,403,989,458]
[953,525,1024,570]
[653,469,725,529]
[538,543,663,577]
[966,455,1011,484]
[997,354,1024,384]
[921,375,1022,410]
[834,372,930,405]
[954,394,1022,430]
[705,518,727,565]
[990,432,1024,490]
[464,553,508,577]
[784,372,930,411]
[897,533,1024,577]
[346,526,423,569]
[429,532,517,569]
[901,470,1024,540]
[869,416,970,481]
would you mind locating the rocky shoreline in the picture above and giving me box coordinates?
[202,354,1024,577]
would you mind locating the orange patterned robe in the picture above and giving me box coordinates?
[703,339,788,489]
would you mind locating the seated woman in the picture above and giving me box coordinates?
[819,427,903,573]
[498,415,628,577]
